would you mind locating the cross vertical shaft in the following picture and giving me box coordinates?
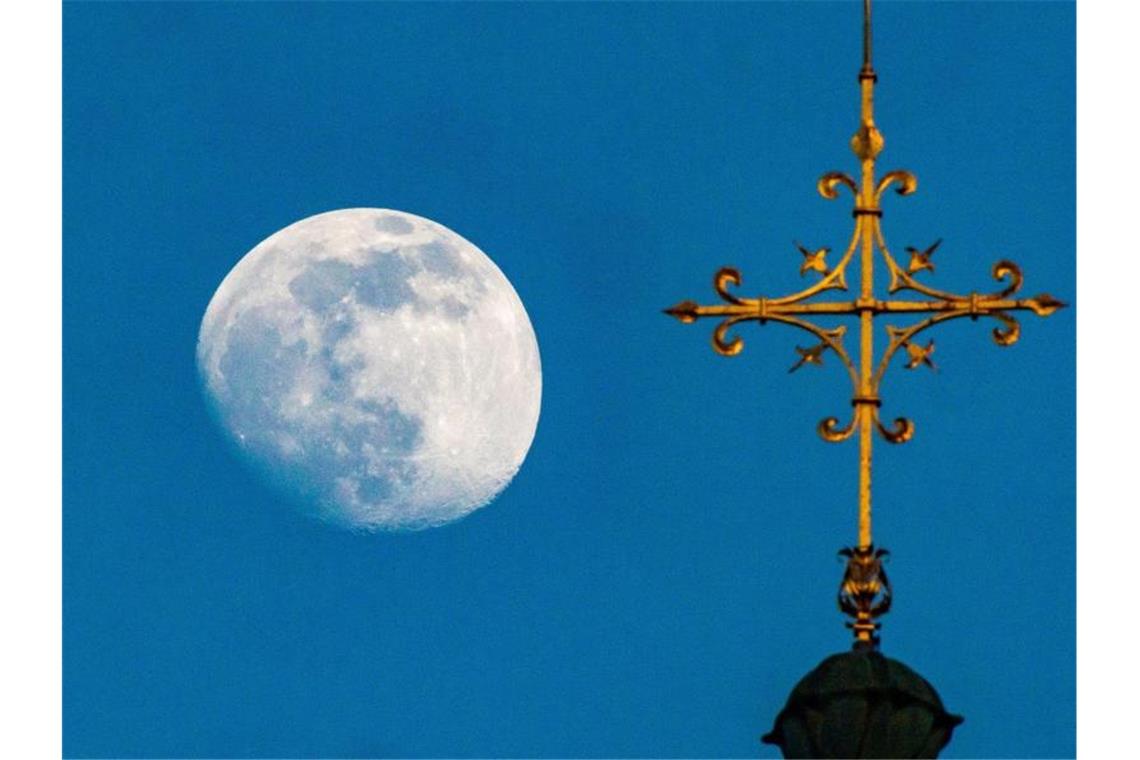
[856,47,878,553]
[852,0,883,640]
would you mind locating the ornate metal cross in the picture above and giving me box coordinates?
[664,0,1064,648]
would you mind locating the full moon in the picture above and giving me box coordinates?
[197,209,542,531]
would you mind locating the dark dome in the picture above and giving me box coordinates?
[762,650,963,759]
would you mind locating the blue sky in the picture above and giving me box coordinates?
[64,2,1074,757]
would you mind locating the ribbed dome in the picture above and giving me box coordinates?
[762,650,963,759]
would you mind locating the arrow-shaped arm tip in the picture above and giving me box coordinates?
[664,300,700,323]
[1028,293,1066,317]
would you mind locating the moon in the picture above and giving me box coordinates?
[196,209,542,531]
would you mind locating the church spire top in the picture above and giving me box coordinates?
[664,0,1064,649]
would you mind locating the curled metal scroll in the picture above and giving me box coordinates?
[874,413,914,444]
[713,267,753,306]
[874,169,918,200]
[818,171,858,200]
[990,311,1020,346]
[990,260,1024,298]
[712,316,750,356]
[819,414,858,443]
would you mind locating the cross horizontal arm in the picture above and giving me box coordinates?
[665,292,1063,321]
[664,256,1065,449]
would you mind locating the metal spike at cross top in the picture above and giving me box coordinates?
[664,0,1065,649]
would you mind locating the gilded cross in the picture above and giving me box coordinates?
[664,0,1064,648]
